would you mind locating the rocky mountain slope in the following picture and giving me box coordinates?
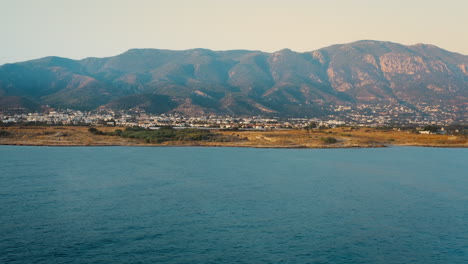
[0,40,466,117]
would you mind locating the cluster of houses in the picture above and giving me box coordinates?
[329,103,466,126]
[0,107,463,132]
[0,109,352,130]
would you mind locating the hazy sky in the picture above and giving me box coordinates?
[1,0,467,64]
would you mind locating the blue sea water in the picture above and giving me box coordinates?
[0,146,467,264]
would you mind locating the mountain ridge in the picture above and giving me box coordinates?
[0,40,466,118]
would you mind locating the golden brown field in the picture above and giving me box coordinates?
[0,126,466,148]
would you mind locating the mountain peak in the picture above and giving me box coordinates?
[275,48,294,53]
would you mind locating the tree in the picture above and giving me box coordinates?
[305,122,317,132]
[321,137,337,144]
[422,125,440,133]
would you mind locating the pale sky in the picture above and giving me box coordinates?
[1,0,467,65]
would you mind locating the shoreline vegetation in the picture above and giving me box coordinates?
[0,126,467,148]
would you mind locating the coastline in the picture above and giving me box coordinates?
[1,126,467,149]
[1,143,467,149]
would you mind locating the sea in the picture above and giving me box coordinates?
[0,146,467,264]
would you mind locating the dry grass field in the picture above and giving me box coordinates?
[0,126,144,146]
[216,127,468,148]
[0,126,467,148]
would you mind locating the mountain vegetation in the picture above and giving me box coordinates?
[0,40,466,116]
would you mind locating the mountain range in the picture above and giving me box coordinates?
[0,40,467,117]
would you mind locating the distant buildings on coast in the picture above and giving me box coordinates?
[1,105,465,134]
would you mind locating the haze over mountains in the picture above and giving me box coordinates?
[0,40,467,117]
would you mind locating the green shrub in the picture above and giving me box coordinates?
[89,126,243,144]
[127,127,244,143]
[321,137,337,144]
[0,130,11,137]
[88,127,104,135]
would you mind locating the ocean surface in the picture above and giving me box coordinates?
[0,146,467,264]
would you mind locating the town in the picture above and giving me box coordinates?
[1,103,466,134]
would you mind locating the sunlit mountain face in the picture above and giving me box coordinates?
[0,40,466,117]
